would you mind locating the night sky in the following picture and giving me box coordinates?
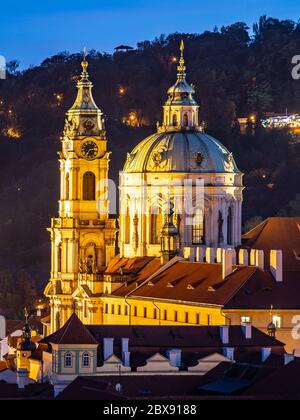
[1,0,299,69]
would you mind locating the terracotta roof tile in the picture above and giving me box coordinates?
[242,217,300,271]
[43,313,98,345]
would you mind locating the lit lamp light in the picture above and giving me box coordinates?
[250,115,256,123]
[6,127,21,139]
[171,56,178,63]
[262,174,267,179]
[119,87,125,96]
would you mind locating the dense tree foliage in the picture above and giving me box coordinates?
[0,17,300,312]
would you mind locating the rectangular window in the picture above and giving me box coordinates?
[207,314,211,326]
[153,309,157,319]
[125,306,128,316]
[192,208,205,245]
[273,315,282,329]
[144,307,147,318]
[134,306,138,317]
[105,303,108,314]
[241,316,251,324]
[163,309,167,321]
[196,314,201,325]
[111,304,115,315]
[174,311,178,322]
[118,305,121,315]
[185,312,189,324]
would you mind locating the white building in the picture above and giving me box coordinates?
[119,41,243,260]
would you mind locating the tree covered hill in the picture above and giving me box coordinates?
[0,16,300,314]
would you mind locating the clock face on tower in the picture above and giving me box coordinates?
[81,140,98,160]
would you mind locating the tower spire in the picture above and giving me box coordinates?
[177,39,186,81]
[81,47,89,78]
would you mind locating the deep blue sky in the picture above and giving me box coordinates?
[1,0,299,69]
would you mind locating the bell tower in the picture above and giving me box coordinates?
[45,53,117,333]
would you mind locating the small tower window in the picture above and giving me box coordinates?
[173,114,178,126]
[150,207,163,245]
[64,352,73,368]
[124,208,131,244]
[65,173,70,200]
[192,208,205,245]
[183,113,189,127]
[227,206,233,245]
[83,172,96,200]
[82,352,90,368]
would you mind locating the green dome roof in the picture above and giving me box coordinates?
[124,131,240,174]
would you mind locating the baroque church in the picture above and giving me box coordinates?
[44,42,269,336]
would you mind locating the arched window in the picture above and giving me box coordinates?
[150,206,163,244]
[192,208,205,245]
[227,206,233,245]
[64,352,73,368]
[124,208,131,244]
[83,172,96,200]
[57,245,62,273]
[183,113,189,127]
[65,173,70,200]
[172,114,178,126]
[82,352,90,368]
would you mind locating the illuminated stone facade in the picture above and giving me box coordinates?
[44,56,116,333]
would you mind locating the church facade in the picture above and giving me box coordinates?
[44,43,265,336]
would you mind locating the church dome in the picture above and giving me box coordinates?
[124,131,239,174]
[123,40,239,175]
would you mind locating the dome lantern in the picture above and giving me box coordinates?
[160,40,200,132]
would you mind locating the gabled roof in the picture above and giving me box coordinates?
[242,217,300,271]
[43,314,98,345]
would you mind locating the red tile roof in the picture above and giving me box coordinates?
[43,313,98,345]
[113,260,262,306]
[242,217,300,271]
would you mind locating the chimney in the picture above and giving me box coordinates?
[206,248,215,264]
[122,351,131,367]
[270,250,283,283]
[222,249,233,279]
[216,248,223,263]
[168,349,182,367]
[17,368,29,389]
[239,249,249,266]
[121,338,130,367]
[242,323,252,339]
[261,347,271,363]
[196,247,204,262]
[284,353,295,366]
[256,250,264,269]
[223,347,235,361]
[103,338,114,360]
[183,247,191,260]
[121,338,129,353]
[250,249,256,266]
[0,315,6,340]
[189,248,196,262]
[220,325,229,345]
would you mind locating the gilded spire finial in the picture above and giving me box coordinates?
[81,47,89,76]
[177,39,186,81]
